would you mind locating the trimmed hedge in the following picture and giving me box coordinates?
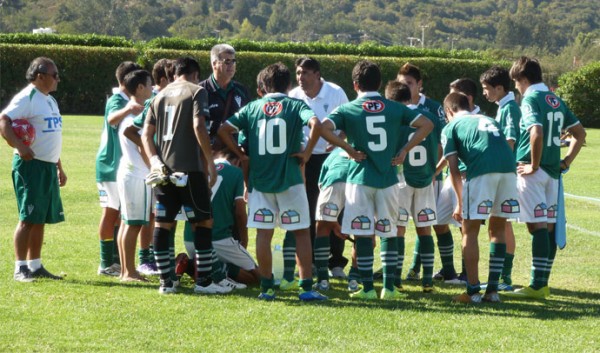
[1,44,498,115]
[556,62,600,128]
[0,33,134,48]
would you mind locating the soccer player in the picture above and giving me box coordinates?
[116,69,153,281]
[480,66,522,291]
[218,63,361,301]
[449,78,481,114]
[289,57,350,287]
[323,60,434,300]
[142,57,230,295]
[95,61,143,276]
[200,44,250,148]
[384,81,443,293]
[442,92,519,303]
[0,57,66,281]
[505,57,586,299]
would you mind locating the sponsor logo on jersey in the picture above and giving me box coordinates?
[375,219,391,233]
[235,95,242,107]
[254,208,274,223]
[351,215,371,230]
[323,202,339,217]
[215,164,225,171]
[263,102,283,117]
[533,202,547,218]
[501,199,520,213]
[281,210,300,224]
[362,100,385,113]
[477,200,493,215]
[417,208,436,222]
[398,208,409,222]
[545,95,560,109]
[42,116,62,133]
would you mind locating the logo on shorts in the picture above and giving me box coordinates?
[27,204,34,215]
[323,202,339,217]
[184,206,196,219]
[262,102,283,117]
[477,200,493,215]
[351,215,371,230]
[398,208,409,222]
[534,203,547,218]
[281,210,300,224]
[547,204,557,219]
[375,219,392,233]
[155,202,166,218]
[417,208,436,222]
[362,100,385,113]
[99,189,108,203]
[501,199,520,213]
[254,208,274,223]
[545,95,561,109]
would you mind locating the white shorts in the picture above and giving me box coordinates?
[212,237,258,271]
[315,182,345,222]
[397,183,437,227]
[247,184,310,231]
[435,177,461,227]
[97,181,120,210]
[342,183,399,238]
[463,173,519,220]
[117,173,151,225]
[516,168,558,224]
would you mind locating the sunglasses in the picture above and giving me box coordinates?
[219,59,237,66]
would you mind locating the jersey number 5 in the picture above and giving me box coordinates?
[366,115,387,151]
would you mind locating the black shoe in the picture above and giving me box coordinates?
[31,265,63,280]
[14,265,35,282]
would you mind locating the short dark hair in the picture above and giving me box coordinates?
[352,60,381,92]
[152,58,174,84]
[509,56,543,84]
[116,61,142,85]
[174,57,201,77]
[398,62,422,82]
[444,92,470,113]
[385,81,412,103]
[294,57,320,73]
[480,66,510,92]
[124,70,152,96]
[262,63,291,93]
[25,57,56,82]
[450,77,478,98]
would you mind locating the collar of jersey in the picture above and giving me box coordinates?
[454,110,470,118]
[357,91,381,98]
[264,92,287,98]
[407,103,419,110]
[471,105,481,114]
[418,93,427,105]
[524,82,550,97]
[214,158,230,165]
[497,91,515,108]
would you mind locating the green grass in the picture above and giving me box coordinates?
[0,116,599,352]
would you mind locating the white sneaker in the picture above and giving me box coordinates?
[98,263,120,277]
[159,281,177,295]
[313,279,330,291]
[347,279,360,292]
[194,282,233,294]
[218,277,247,290]
[329,267,347,279]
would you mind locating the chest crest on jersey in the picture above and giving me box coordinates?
[263,102,283,117]
[545,95,560,109]
[362,100,385,113]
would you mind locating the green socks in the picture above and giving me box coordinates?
[501,253,514,285]
[395,236,405,288]
[487,242,506,293]
[380,237,398,291]
[436,231,456,275]
[356,237,374,292]
[314,236,330,282]
[530,228,549,289]
[282,231,297,282]
[409,236,421,273]
[419,235,435,286]
[100,239,114,269]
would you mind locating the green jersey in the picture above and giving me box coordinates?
[96,91,128,182]
[211,160,245,241]
[319,147,350,189]
[417,94,446,181]
[327,92,421,189]
[496,92,521,159]
[442,112,516,180]
[516,84,580,179]
[401,107,442,188]
[133,91,157,129]
[226,93,315,193]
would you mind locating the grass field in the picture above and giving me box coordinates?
[0,116,599,352]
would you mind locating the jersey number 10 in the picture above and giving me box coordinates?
[258,118,287,155]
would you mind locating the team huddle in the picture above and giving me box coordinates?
[0,44,586,303]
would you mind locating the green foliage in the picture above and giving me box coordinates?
[556,62,600,128]
[0,44,138,114]
[0,33,134,47]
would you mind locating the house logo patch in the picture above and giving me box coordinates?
[534,202,547,218]
[417,208,436,222]
[501,199,520,213]
[477,200,493,215]
[254,208,274,223]
[281,210,300,224]
[351,215,371,230]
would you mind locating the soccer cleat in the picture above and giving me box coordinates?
[452,292,482,304]
[218,277,247,290]
[405,269,420,281]
[258,289,276,301]
[299,290,328,301]
[483,292,501,303]
[313,279,330,291]
[31,265,63,280]
[194,281,233,294]
[98,263,121,277]
[158,280,176,295]
[279,278,298,291]
[542,286,551,298]
[422,284,435,293]
[433,269,445,281]
[350,289,377,300]
[347,279,360,292]
[503,286,547,300]
[137,262,159,276]
[457,272,468,283]
[14,266,35,282]
[497,282,514,292]
[329,266,347,279]
[380,288,407,300]
[444,274,466,285]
